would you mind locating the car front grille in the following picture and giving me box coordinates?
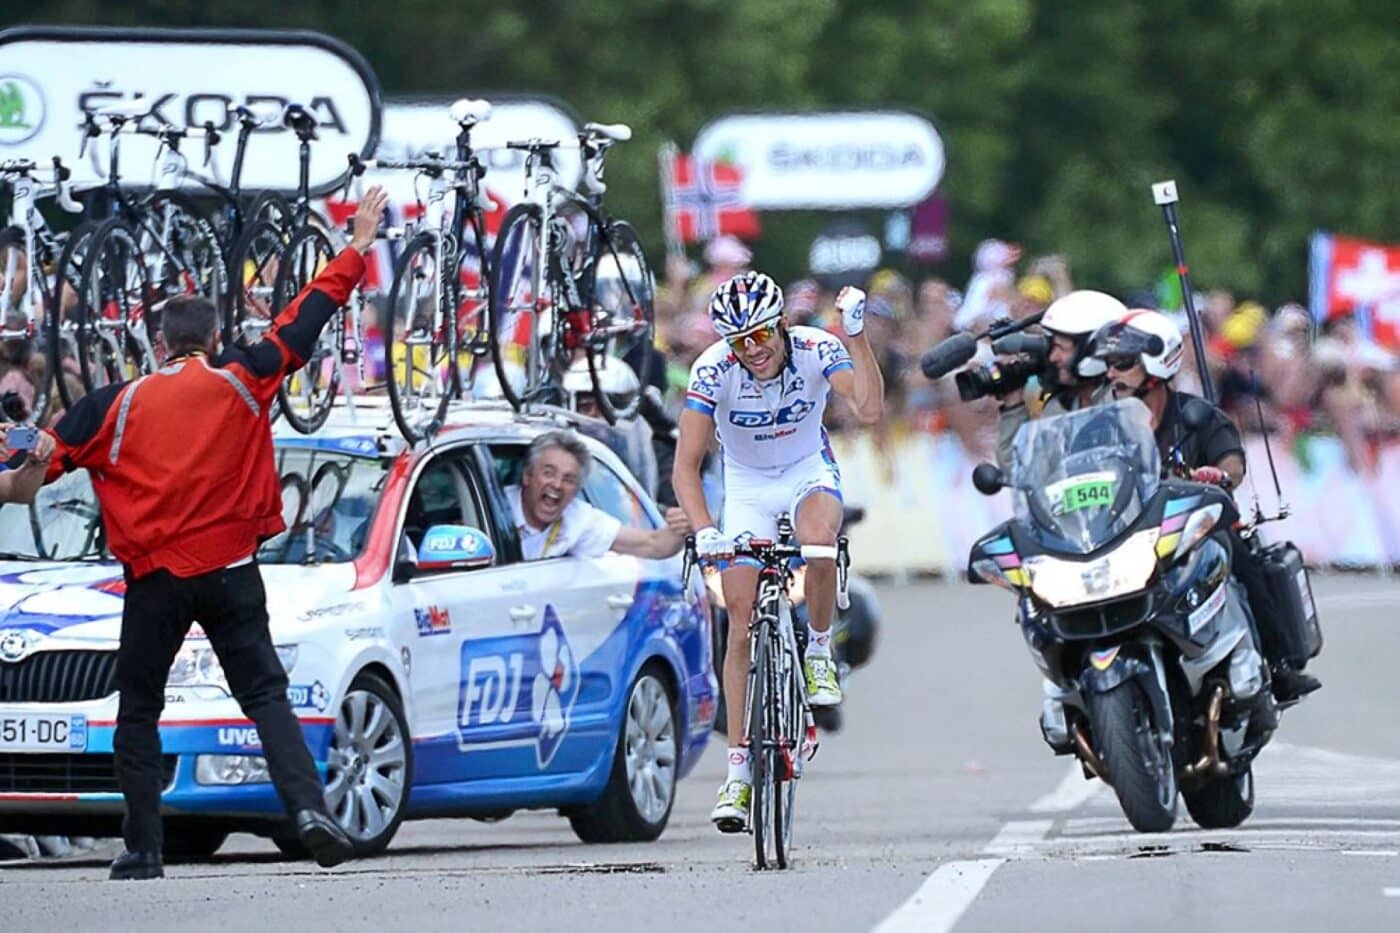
[0,650,118,703]
[0,753,177,793]
[1048,593,1154,640]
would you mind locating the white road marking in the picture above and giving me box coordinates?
[871,859,1006,933]
[983,820,1055,857]
[1029,761,1103,813]
[1343,850,1398,857]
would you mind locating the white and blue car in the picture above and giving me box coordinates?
[0,404,717,858]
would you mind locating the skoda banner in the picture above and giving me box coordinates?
[370,97,581,206]
[692,110,944,211]
[0,26,381,194]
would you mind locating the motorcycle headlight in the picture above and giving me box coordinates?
[1160,504,1223,563]
[167,643,298,688]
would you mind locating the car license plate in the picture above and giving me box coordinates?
[0,713,87,752]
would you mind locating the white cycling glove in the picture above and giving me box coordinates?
[694,526,729,559]
[836,286,867,337]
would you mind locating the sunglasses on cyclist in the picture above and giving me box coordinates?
[726,322,781,352]
[1103,354,1141,373]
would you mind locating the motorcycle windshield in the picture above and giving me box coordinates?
[1010,397,1161,554]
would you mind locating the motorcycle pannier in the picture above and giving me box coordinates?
[1258,540,1323,666]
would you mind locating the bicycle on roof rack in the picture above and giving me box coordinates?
[488,121,656,424]
[345,97,497,443]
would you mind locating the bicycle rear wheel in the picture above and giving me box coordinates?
[49,222,97,411]
[226,218,289,346]
[77,219,156,391]
[487,203,547,411]
[582,220,656,424]
[385,231,457,442]
[274,225,341,434]
[453,212,492,396]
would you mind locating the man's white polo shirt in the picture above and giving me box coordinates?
[505,484,622,560]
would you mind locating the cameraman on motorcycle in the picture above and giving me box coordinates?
[995,291,1128,472]
[1090,309,1321,703]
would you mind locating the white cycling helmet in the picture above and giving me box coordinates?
[1091,309,1185,380]
[1041,290,1128,378]
[708,271,784,338]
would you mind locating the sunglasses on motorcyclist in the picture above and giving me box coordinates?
[1103,354,1141,373]
[726,322,781,352]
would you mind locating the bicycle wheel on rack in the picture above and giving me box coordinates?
[0,227,51,421]
[273,225,341,434]
[226,218,289,346]
[487,203,547,411]
[77,219,156,392]
[48,222,97,411]
[582,220,656,424]
[453,212,493,396]
[247,191,293,230]
[385,231,457,443]
[142,191,228,305]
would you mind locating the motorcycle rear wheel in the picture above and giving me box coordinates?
[1088,681,1178,833]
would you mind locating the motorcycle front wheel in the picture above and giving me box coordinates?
[1087,681,1178,833]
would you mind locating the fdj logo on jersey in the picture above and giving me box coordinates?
[456,605,578,768]
[729,398,816,429]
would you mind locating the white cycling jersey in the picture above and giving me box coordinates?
[684,325,853,471]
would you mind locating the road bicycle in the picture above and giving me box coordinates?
[346,98,495,442]
[488,122,656,424]
[0,156,84,423]
[683,516,852,869]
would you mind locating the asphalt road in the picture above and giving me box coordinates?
[4,575,1399,932]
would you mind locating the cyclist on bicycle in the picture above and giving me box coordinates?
[673,271,884,830]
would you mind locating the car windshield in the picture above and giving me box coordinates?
[1010,397,1161,555]
[0,440,387,565]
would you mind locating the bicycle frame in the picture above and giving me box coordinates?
[0,165,67,339]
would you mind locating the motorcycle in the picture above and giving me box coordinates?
[967,398,1280,832]
[709,507,880,735]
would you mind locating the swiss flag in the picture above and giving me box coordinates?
[1310,232,1400,346]
[663,152,760,244]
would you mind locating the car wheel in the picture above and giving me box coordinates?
[323,671,412,856]
[568,669,678,843]
[163,824,229,861]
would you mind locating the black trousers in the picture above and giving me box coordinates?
[114,561,328,852]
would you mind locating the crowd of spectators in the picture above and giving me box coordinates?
[655,234,1399,476]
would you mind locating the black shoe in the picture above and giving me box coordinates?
[294,810,354,868]
[1271,668,1322,702]
[109,849,163,881]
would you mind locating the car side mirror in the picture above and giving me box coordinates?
[415,524,496,573]
[972,462,1006,496]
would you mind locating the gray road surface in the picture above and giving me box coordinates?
[3,576,1398,932]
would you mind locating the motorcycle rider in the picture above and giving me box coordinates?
[996,290,1127,471]
[1090,309,1321,702]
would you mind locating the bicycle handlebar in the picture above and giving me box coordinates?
[681,534,851,610]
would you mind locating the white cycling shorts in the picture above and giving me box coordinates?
[720,449,842,551]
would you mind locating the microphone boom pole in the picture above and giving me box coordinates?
[1152,179,1216,403]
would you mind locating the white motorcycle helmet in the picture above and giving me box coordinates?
[1040,290,1128,379]
[562,357,640,415]
[1091,310,1185,380]
[471,360,526,401]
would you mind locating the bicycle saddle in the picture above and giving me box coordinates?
[584,122,632,142]
[232,100,284,128]
[93,100,151,120]
[450,98,493,126]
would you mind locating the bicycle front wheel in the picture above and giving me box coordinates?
[453,212,492,396]
[385,231,457,442]
[582,220,656,424]
[77,219,156,391]
[274,225,341,434]
[487,203,547,411]
[749,624,791,870]
[226,218,289,347]
[48,222,98,411]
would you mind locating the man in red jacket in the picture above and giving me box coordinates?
[43,187,389,880]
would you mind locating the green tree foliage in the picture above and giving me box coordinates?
[5,0,1395,301]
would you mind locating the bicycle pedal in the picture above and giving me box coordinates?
[713,816,746,835]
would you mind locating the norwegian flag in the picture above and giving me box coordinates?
[662,150,760,244]
[1310,232,1400,345]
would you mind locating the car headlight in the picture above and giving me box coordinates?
[196,754,270,785]
[167,643,298,687]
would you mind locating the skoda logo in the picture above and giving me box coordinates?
[0,629,34,663]
[0,75,46,145]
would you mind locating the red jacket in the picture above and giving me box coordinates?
[46,248,366,579]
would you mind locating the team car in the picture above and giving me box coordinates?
[0,401,717,858]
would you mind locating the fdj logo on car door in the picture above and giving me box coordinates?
[456,605,579,768]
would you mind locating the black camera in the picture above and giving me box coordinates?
[954,334,1050,402]
[1,390,27,423]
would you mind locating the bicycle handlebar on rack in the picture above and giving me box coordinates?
[0,157,83,213]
